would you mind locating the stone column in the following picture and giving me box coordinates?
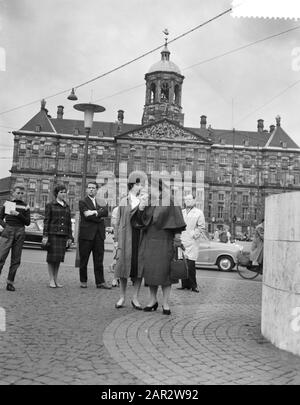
[261,191,300,356]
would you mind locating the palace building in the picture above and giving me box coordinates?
[9,43,300,236]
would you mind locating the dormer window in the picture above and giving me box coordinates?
[281,141,287,148]
[74,128,80,135]
[98,130,104,137]
[35,125,41,132]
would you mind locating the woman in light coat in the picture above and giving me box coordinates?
[179,194,206,292]
[114,173,145,309]
[250,219,264,267]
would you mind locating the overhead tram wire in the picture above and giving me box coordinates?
[0,8,233,117]
[236,78,300,125]
[84,26,300,109]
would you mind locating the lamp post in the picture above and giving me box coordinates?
[73,103,105,267]
[230,128,236,240]
[73,103,106,198]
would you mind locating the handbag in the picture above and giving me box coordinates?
[170,246,189,281]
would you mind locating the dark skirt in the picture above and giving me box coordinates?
[47,235,67,264]
[130,228,140,279]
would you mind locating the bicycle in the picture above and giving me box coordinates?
[236,251,263,280]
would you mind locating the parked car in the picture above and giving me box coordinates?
[24,219,44,249]
[106,226,114,235]
[0,219,73,250]
[196,232,243,271]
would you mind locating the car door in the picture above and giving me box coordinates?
[197,238,212,265]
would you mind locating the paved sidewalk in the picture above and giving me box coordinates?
[0,251,300,385]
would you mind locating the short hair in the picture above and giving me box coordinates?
[13,185,25,192]
[87,181,98,189]
[54,184,67,197]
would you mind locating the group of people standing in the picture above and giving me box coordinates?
[0,175,207,317]
[112,173,206,315]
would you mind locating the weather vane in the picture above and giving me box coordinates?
[162,28,169,45]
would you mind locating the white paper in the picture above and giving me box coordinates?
[4,201,16,214]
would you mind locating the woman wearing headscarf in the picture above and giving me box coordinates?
[136,178,186,315]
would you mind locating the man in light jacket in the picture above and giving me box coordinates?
[179,194,206,293]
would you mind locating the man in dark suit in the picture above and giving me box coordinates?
[78,181,111,289]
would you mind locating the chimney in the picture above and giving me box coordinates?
[270,125,275,133]
[257,119,264,133]
[40,99,46,111]
[200,115,207,129]
[276,115,281,127]
[57,105,64,119]
[117,109,124,124]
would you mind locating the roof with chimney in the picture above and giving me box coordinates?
[0,176,12,192]
[17,102,299,149]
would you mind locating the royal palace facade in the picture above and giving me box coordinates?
[9,44,300,236]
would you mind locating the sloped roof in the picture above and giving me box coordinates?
[20,109,55,133]
[266,125,299,149]
[50,118,140,138]
[18,108,299,149]
[187,127,272,147]
[0,176,12,192]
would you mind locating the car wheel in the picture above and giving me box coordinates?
[216,255,235,272]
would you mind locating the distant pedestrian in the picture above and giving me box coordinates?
[0,185,30,291]
[78,182,110,289]
[178,194,206,293]
[213,229,220,242]
[42,184,72,288]
[249,219,264,272]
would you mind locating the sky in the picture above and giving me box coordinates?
[0,0,300,178]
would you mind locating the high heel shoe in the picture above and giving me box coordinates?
[131,300,142,310]
[115,298,125,309]
[143,302,158,312]
[162,306,171,315]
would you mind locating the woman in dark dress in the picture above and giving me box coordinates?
[137,179,186,315]
[42,184,73,288]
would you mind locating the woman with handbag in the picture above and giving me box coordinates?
[42,184,73,288]
[136,179,186,315]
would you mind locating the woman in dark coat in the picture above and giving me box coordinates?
[137,180,186,315]
[42,184,73,288]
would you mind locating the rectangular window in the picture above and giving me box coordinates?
[41,195,48,210]
[172,149,180,159]
[217,205,223,219]
[160,148,168,158]
[208,205,212,218]
[42,182,49,192]
[218,193,224,201]
[147,161,155,174]
[219,155,227,165]
[28,195,35,209]
[29,181,36,190]
[19,142,26,151]
[32,143,39,151]
[242,207,249,220]
[242,195,249,204]
[59,144,66,154]
[69,184,75,194]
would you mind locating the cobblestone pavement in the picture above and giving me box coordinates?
[0,249,300,385]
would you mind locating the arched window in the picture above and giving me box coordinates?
[150,83,156,103]
[160,82,169,102]
[174,84,180,104]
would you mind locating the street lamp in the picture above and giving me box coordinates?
[73,103,105,198]
[73,103,105,267]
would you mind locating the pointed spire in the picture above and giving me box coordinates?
[161,28,170,61]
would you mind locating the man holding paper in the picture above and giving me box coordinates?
[0,185,30,291]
